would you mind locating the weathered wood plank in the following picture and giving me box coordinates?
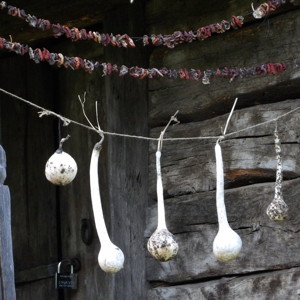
[102,2,149,299]
[24,61,58,269]
[0,56,30,274]
[0,56,58,299]
[148,9,300,126]
[145,178,300,283]
[15,263,57,284]
[0,146,16,300]
[16,278,57,300]
[148,99,300,198]
[146,0,297,35]
[147,267,300,300]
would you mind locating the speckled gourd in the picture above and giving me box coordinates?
[45,136,77,185]
[147,151,178,262]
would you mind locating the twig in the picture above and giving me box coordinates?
[78,93,97,131]
[223,98,238,137]
[157,110,180,151]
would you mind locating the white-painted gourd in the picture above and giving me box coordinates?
[45,135,77,185]
[266,130,288,221]
[147,150,178,262]
[213,142,242,262]
[90,140,124,273]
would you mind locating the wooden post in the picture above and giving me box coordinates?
[0,145,16,300]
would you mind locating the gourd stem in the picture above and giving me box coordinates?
[156,151,167,230]
[90,141,111,245]
[215,142,230,228]
[58,134,70,151]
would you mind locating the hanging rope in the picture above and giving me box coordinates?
[0,87,299,143]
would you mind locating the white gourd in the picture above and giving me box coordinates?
[45,136,77,185]
[213,142,242,262]
[147,150,178,262]
[90,141,124,273]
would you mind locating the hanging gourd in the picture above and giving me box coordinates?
[89,135,124,273]
[147,112,179,262]
[213,141,242,262]
[266,128,288,221]
[45,135,78,185]
[78,95,124,273]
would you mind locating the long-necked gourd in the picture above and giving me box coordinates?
[147,114,179,262]
[147,150,178,261]
[213,142,242,262]
[90,138,124,273]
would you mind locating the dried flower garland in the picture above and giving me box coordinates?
[0,1,135,48]
[0,0,286,48]
[0,36,292,83]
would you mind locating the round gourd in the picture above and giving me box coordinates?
[45,150,77,185]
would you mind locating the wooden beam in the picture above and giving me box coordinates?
[148,267,300,299]
[0,146,16,300]
[146,177,300,283]
[148,8,300,126]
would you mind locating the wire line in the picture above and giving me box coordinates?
[0,87,299,143]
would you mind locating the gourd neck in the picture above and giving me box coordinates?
[156,151,167,230]
[90,143,111,245]
[215,143,230,228]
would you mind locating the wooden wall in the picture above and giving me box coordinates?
[0,1,149,300]
[145,0,300,299]
[1,0,300,299]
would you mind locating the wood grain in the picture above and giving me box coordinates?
[148,99,300,199]
[0,56,58,299]
[148,9,300,126]
[146,178,300,283]
[147,267,300,300]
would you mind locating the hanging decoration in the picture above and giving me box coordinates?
[147,111,179,262]
[251,1,286,19]
[0,1,135,48]
[213,99,242,262]
[0,36,291,83]
[45,134,78,185]
[213,141,242,262]
[80,97,125,273]
[0,0,286,48]
[266,128,289,221]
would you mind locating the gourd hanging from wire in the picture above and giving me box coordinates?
[213,141,242,262]
[45,135,78,185]
[266,128,288,221]
[89,135,124,273]
[80,95,124,273]
[147,112,179,262]
[212,98,242,262]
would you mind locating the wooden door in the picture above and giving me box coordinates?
[0,56,59,300]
